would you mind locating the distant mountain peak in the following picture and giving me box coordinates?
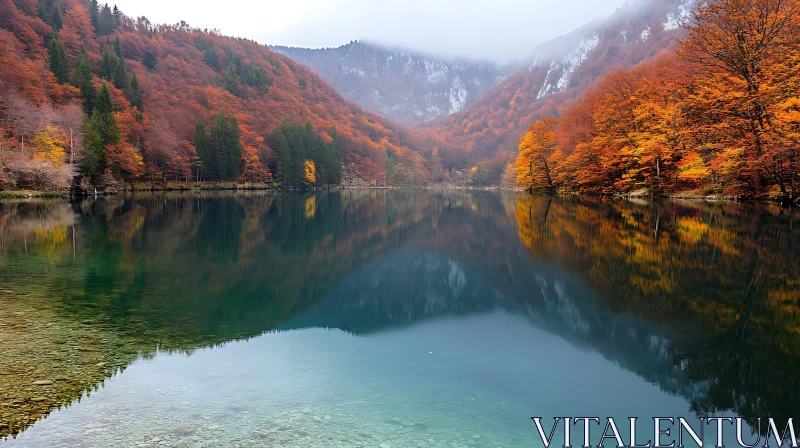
[270,41,513,125]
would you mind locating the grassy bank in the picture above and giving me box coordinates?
[0,182,278,199]
[0,190,68,199]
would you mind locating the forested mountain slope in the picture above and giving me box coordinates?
[271,41,511,125]
[513,0,800,201]
[0,0,433,191]
[421,0,699,182]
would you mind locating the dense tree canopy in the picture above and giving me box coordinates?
[514,0,800,202]
[0,0,432,191]
[195,111,242,182]
[268,121,342,187]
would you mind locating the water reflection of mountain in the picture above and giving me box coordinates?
[0,191,798,438]
[282,248,702,405]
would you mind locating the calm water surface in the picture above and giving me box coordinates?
[0,191,797,447]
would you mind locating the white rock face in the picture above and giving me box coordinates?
[533,34,600,100]
[270,41,511,124]
[663,0,696,31]
[448,77,468,114]
[525,0,701,103]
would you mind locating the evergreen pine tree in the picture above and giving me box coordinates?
[142,50,157,71]
[83,84,120,182]
[128,72,143,112]
[195,120,209,179]
[98,4,114,35]
[385,149,397,186]
[220,65,240,97]
[112,5,121,28]
[73,46,97,114]
[52,2,62,31]
[99,46,128,90]
[37,0,47,22]
[205,112,243,181]
[96,83,114,115]
[206,114,224,180]
[113,35,123,58]
[38,0,63,30]
[48,32,70,84]
[225,115,243,180]
[83,111,106,178]
[269,128,292,184]
[327,126,343,185]
[99,47,116,81]
[114,55,128,90]
[284,124,306,186]
[90,0,99,29]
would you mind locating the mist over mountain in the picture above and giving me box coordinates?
[421,0,701,172]
[267,0,702,186]
[271,41,513,125]
[0,0,708,191]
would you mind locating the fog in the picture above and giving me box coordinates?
[109,0,626,63]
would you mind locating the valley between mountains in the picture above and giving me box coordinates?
[1,0,798,201]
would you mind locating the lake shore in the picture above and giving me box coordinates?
[0,184,795,204]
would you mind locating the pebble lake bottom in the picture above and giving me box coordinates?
[5,311,712,448]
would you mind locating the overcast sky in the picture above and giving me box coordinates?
[110,0,626,63]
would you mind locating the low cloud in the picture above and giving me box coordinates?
[112,0,625,63]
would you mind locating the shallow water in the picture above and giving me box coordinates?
[0,191,797,447]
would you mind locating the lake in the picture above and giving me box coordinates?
[0,191,797,448]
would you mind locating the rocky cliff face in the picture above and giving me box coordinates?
[525,0,699,100]
[271,41,511,125]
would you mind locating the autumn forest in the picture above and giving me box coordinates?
[514,0,800,202]
[0,0,432,192]
[0,0,799,203]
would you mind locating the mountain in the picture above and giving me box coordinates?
[271,41,511,125]
[0,0,433,190]
[422,0,699,177]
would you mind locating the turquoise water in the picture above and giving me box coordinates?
[0,191,797,447]
[10,312,695,448]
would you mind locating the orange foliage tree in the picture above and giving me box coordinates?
[513,0,800,202]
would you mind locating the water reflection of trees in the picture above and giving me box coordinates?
[513,195,800,428]
[0,192,797,437]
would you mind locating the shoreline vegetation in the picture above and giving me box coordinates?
[0,184,781,204]
[2,1,797,203]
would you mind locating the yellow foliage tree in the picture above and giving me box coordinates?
[304,159,317,185]
[31,125,68,166]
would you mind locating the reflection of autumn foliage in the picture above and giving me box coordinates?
[0,201,78,261]
[513,0,800,201]
[304,194,316,219]
[513,194,800,427]
[0,192,798,433]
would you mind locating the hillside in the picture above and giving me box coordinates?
[0,0,432,191]
[271,41,510,125]
[513,0,800,201]
[421,0,698,181]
